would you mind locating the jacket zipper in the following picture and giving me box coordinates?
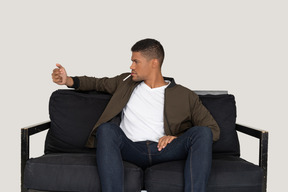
[164,90,173,135]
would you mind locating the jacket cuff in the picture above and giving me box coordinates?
[67,76,80,89]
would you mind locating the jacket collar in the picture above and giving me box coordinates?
[164,76,176,88]
[130,76,176,88]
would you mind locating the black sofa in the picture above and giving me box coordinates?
[21,89,268,192]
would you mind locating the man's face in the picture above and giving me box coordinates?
[130,52,153,81]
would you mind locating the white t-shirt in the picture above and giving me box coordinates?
[120,81,170,142]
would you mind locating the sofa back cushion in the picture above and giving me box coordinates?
[45,90,240,156]
[45,90,111,153]
[199,94,240,156]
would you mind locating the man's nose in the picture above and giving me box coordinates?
[130,63,135,70]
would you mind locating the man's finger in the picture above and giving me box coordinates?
[52,68,60,74]
[157,139,163,150]
[158,137,168,151]
[56,63,63,69]
[157,136,177,151]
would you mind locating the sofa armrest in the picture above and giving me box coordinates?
[236,123,268,192]
[21,121,51,192]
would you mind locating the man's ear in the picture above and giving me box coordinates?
[152,59,161,69]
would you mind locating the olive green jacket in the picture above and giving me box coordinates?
[73,73,220,148]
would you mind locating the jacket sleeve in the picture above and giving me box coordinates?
[189,92,220,142]
[72,74,125,94]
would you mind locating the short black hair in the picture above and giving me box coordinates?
[131,38,165,66]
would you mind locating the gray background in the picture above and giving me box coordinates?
[1,0,287,191]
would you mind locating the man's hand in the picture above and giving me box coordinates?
[52,64,73,86]
[157,135,177,151]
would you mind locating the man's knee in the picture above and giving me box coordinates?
[187,126,213,143]
[96,123,121,140]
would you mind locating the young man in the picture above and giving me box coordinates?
[52,38,220,192]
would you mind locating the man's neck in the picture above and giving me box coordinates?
[144,74,168,89]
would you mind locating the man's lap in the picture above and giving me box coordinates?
[96,122,211,168]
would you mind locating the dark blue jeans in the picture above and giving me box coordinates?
[96,122,213,192]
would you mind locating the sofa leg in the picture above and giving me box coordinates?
[21,128,29,192]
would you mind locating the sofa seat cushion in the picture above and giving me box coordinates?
[24,153,143,192]
[145,156,263,192]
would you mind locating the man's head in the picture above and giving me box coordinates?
[131,38,165,67]
[129,38,165,82]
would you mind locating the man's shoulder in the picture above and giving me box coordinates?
[164,77,195,94]
[169,83,197,95]
[166,84,199,102]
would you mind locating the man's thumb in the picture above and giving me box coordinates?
[56,63,63,69]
